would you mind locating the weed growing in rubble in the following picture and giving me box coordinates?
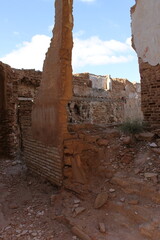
[119,119,144,135]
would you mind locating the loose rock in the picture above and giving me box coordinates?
[99,223,106,233]
[94,192,108,209]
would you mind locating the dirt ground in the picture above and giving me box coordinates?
[0,132,160,240]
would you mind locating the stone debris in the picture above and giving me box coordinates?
[120,197,125,202]
[94,192,108,209]
[149,142,157,148]
[121,136,132,145]
[136,132,155,141]
[109,188,115,193]
[98,223,106,233]
[73,207,86,217]
[74,199,81,204]
[71,226,92,240]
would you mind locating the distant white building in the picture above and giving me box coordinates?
[89,73,112,90]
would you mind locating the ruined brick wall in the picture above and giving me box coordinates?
[131,0,160,127]
[139,61,160,126]
[24,132,63,185]
[67,98,124,125]
[0,61,41,158]
[16,69,41,98]
[68,73,142,125]
[16,70,41,152]
[23,0,73,186]
[18,100,33,152]
[0,62,18,158]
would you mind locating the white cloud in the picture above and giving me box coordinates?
[0,35,51,70]
[0,34,134,71]
[72,35,134,70]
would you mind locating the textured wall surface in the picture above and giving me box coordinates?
[24,0,74,185]
[32,0,73,145]
[132,0,160,66]
[68,73,143,125]
[131,0,160,126]
[139,60,160,126]
[0,62,18,158]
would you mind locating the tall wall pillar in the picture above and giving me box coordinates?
[24,0,74,185]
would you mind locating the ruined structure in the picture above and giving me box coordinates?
[0,59,142,186]
[131,0,160,127]
[0,0,144,187]
[69,73,142,125]
[0,62,18,158]
[23,0,74,185]
[0,61,41,158]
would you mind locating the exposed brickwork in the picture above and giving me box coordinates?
[23,0,74,186]
[18,100,33,151]
[24,131,63,186]
[0,61,41,158]
[131,0,160,127]
[139,60,160,127]
[0,62,18,158]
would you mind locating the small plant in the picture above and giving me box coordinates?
[119,119,144,135]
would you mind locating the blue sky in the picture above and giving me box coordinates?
[0,0,140,82]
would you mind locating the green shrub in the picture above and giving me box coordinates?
[119,120,144,135]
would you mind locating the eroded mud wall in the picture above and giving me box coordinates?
[24,0,73,185]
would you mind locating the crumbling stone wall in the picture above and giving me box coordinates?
[68,73,143,125]
[16,69,41,99]
[131,0,160,127]
[0,61,41,158]
[16,70,41,152]
[0,62,18,158]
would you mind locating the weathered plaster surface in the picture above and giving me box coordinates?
[132,0,160,66]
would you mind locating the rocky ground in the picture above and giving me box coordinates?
[0,130,160,240]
